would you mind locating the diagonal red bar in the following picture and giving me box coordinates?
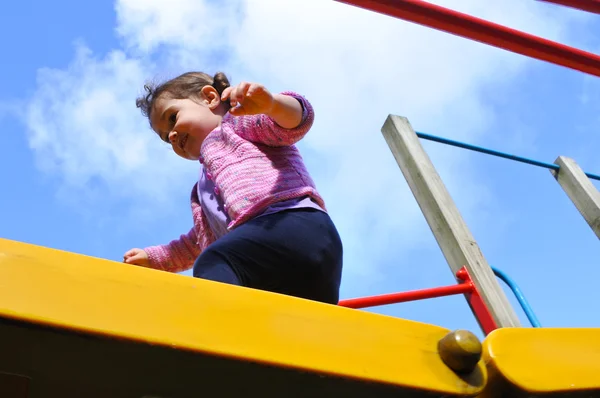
[338,282,473,309]
[456,267,499,335]
[335,0,600,77]
[538,0,600,15]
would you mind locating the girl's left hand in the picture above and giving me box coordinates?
[221,82,275,116]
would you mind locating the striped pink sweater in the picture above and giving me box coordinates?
[144,92,325,272]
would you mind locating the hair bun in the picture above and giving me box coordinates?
[212,72,230,95]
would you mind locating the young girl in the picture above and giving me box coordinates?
[123,71,343,304]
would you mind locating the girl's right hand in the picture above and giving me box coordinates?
[222,82,275,116]
[123,248,150,267]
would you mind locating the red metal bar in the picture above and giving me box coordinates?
[538,0,600,15]
[338,282,473,309]
[335,0,600,77]
[456,267,499,335]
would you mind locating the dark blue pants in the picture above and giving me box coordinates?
[193,208,343,304]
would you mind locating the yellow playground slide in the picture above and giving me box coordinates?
[0,238,598,397]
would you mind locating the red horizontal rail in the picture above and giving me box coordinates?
[335,0,600,77]
[338,282,473,309]
[539,0,600,15]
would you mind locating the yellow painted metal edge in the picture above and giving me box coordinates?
[0,238,485,396]
[483,327,600,394]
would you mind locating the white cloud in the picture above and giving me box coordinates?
[18,0,592,290]
[114,0,239,53]
[24,44,196,208]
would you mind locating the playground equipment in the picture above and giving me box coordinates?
[1,238,599,397]
[0,238,489,397]
[2,0,600,396]
[539,0,600,15]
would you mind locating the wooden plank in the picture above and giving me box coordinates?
[0,238,486,397]
[380,115,521,329]
[551,156,600,239]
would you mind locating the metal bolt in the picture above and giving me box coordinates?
[437,329,482,374]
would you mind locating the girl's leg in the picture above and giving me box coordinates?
[192,208,343,304]
[192,248,242,286]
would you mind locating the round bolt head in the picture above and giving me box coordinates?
[437,329,482,374]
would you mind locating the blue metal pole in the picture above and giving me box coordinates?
[492,267,542,328]
[415,131,600,181]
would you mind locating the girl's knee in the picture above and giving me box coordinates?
[193,249,242,286]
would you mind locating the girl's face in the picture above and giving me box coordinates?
[150,87,224,160]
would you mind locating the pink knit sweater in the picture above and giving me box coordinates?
[144,92,325,272]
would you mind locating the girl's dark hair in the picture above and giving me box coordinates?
[135,71,231,120]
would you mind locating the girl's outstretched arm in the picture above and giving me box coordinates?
[224,91,314,147]
[222,82,305,129]
[265,93,304,129]
[141,227,201,273]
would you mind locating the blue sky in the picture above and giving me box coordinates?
[1,0,599,338]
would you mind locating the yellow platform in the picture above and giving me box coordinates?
[480,327,600,397]
[0,238,485,397]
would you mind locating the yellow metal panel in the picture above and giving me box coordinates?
[0,238,485,396]
[482,327,600,396]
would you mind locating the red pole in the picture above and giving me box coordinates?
[334,0,600,77]
[456,267,499,335]
[338,282,473,309]
[538,0,600,15]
